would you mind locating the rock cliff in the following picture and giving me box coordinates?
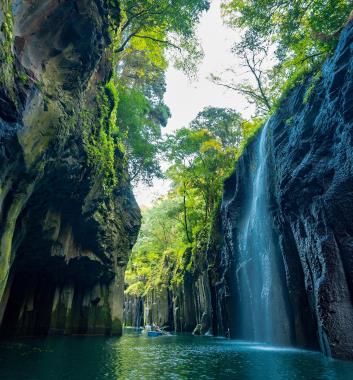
[0,0,140,337]
[219,21,353,359]
[124,246,213,335]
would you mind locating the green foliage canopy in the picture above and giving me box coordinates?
[221,0,353,109]
[114,0,211,184]
[163,107,244,239]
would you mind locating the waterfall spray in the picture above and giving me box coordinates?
[234,121,291,345]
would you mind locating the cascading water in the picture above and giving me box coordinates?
[235,121,292,345]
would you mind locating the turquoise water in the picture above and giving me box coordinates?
[1,330,353,380]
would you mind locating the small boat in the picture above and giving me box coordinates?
[147,330,163,337]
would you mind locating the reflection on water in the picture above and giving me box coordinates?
[0,330,352,380]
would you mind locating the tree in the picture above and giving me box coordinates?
[118,0,210,52]
[117,84,170,184]
[125,197,185,296]
[125,110,261,301]
[163,108,244,233]
[222,0,352,61]
[115,0,211,184]
[219,0,353,111]
[189,107,243,147]
[116,34,170,184]
[210,34,273,115]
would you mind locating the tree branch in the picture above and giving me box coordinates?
[244,54,272,111]
[211,80,269,108]
[116,29,141,52]
[300,51,326,63]
[134,35,182,51]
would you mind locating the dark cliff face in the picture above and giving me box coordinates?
[219,22,353,359]
[0,1,141,337]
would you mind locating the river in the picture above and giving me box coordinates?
[0,330,352,379]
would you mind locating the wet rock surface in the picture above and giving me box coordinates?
[0,0,140,337]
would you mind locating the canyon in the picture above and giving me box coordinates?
[125,20,353,361]
[1,0,353,367]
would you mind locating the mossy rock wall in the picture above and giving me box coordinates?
[0,0,141,337]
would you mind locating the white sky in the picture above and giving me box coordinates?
[133,0,254,208]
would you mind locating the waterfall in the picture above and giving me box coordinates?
[134,298,144,330]
[235,121,291,345]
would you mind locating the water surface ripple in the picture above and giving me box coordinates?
[0,330,352,379]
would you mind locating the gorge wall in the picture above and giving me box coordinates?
[0,0,140,337]
[218,21,353,360]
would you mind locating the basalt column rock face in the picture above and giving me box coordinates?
[219,21,353,359]
[123,294,144,329]
[0,0,141,337]
[123,247,213,335]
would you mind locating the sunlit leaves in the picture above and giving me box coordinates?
[163,107,244,230]
[190,107,243,147]
[121,0,210,38]
[125,197,187,296]
[200,139,222,153]
[119,0,210,76]
[221,0,353,109]
[127,28,168,71]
